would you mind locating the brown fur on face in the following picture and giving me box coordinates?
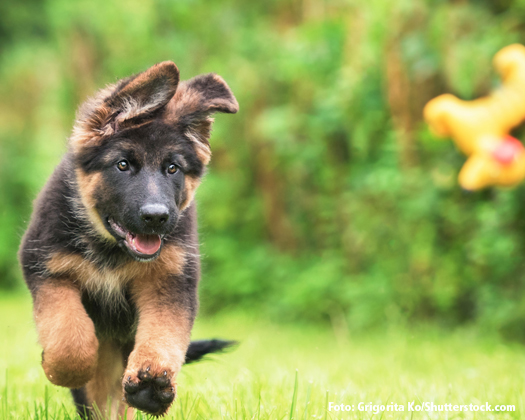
[75,169,115,242]
[180,175,201,211]
[34,282,99,388]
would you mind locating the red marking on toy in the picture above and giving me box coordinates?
[492,136,525,165]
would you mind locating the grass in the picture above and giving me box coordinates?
[0,292,523,419]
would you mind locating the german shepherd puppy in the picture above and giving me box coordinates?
[19,62,238,418]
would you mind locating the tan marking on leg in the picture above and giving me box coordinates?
[122,245,190,414]
[85,340,128,420]
[125,303,191,378]
[75,169,115,241]
[122,305,191,415]
[34,281,99,388]
[120,406,135,419]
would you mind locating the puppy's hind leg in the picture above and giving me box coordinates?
[73,340,134,420]
[71,387,91,419]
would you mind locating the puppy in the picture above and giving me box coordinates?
[19,61,238,418]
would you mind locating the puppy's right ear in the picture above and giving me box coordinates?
[164,73,239,165]
[71,61,179,151]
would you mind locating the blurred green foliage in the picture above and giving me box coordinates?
[3,0,525,338]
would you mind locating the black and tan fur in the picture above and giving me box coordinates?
[19,62,238,418]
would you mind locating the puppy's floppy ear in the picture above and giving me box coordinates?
[165,73,239,164]
[71,61,179,151]
[106,61,179,123]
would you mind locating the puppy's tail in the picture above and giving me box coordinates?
[184,339,238,364]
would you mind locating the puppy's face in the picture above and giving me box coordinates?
[71,62,238,261]
[76,122,205,261]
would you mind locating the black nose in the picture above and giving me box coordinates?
[140,204,169,227]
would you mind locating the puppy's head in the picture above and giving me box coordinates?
[71,62,238,262]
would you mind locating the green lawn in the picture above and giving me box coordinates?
[0,292,523,419]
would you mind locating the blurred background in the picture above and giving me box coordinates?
[2,0,525,341]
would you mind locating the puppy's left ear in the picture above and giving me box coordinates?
[165,73,238,164]
[106,61,180,124]
[71,61,179,151]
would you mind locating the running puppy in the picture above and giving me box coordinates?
[19,62,238,418]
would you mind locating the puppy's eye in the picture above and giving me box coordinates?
[168,164,178,174]
[117,160,129,171]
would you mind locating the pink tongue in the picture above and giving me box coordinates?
[130,234,162,255]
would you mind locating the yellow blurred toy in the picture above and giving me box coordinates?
[424,44,525,190]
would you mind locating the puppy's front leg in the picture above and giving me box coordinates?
[33,280,99,388]
[123,273,195,416]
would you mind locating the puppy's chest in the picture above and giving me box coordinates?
[81,279,138,341]
[46,251,148,302]
[45,251,148,340]
[82,267,134,302]
[46,244,186,302]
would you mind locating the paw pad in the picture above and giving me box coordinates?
[124,368,175,416]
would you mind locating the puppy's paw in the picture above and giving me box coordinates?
[123,366,175,416]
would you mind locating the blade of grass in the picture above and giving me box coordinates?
[324,390,329,420]
[289,370,298,420]
[3,370,7,419]
[302,381,312,420]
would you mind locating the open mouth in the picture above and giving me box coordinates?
[108,218,163,261]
